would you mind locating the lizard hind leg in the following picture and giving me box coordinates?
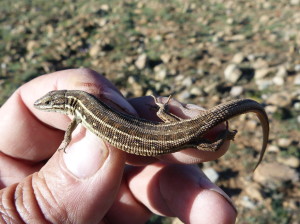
[150,95,182,122]
[195,129,237,152]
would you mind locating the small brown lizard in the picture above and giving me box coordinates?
[34,90,269,170]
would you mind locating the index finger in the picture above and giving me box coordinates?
[0,68,136,162]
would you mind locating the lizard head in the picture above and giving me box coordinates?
[34,90,68,113]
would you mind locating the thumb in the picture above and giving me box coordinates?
[0,129,126,223]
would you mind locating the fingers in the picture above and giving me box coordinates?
[0,68,136,162]
[126,163,237,224]
[0,128,126,223]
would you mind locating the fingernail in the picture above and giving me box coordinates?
[63,130,108,178]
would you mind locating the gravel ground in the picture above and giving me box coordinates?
[0,0,299,223]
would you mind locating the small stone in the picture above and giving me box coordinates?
[294,102,300,110]
[230,86,244,96]
[252,59,268,69]
[247,54,256,61]
[276,66,288,77]
[254,162,299,185]
[255,79,273,90]
[265,105,278,113]
[267,145,280,152]
[278,138,292,148]
[182,77,194,88]
[294,64,300,71]
[246,119,258,130]
[26,40,38,51]
[273,76,285,85]
[277,156,300,168]
[175,74,184,82]
[190,87,202,96]
[89,44,101,57]
[154,65,167,81]
[135,54,147,69]
[259,15,269,23]
[226,18,234,24]
[290,0,300,5]
[229,34,246,41]
[224,64,242,83]
[294,74,300,85]
[254,68,271,79]
[231,53,245,64]
[127,76,143,96]
[240,196,256,209]
[160,53,172,63]
[100,4,110,11]
[297,115,300,124]
[177,90,191,101]
[245,183,263,201]
[203,168,219,183]
[266,92,292,107]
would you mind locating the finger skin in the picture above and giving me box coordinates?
[0,69,129,223]
[127,163,237,224]
[0,68,135,162]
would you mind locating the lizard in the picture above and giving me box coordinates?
[34,90,269,170]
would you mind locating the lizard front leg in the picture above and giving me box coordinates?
[59,118,80,152]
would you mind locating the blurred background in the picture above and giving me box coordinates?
[0,0,299,223]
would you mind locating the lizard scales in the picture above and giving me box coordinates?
[34,90,269,169]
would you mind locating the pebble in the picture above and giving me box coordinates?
[265,105,278,113]
[276,66,288,77]
[231,52,245,64]
[160,53,172,63]
[294,74,300,85]
[267,144,280,152]
[190,87,202,96]
[240,196,256,209]
[154,65,167,80]
[266,92,292,107]
[272,76,285,85]
[244,183,263,201]
[294,64,300,71]
[253,162,299,185]
[259,15,269,24]
[255,79,273,90]
[252,58,268,69]
[177,90,191,101]
[277,138,292,148]
[224,64,242,83]
[290,0,300,5]
[294,102,300,110]
[203,168,219,183]
[254,68,270,79]
[277,156,300,168]
[230,86,244,96]
[135,53,147,69]
[182,77,194,88]
[246,119,258,130]
[89,44,101,57]
[127,76,143,96]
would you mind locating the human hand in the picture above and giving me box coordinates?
[0,68,236,223]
